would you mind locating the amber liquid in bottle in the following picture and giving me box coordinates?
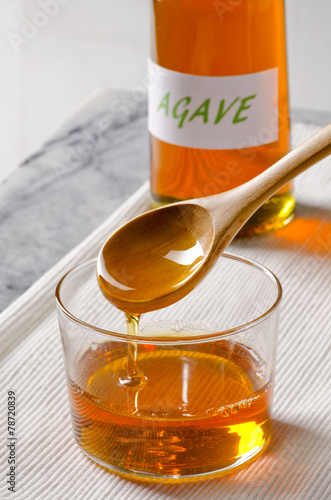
[150,0,294,236]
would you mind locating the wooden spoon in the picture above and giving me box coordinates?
[97,125,331,314]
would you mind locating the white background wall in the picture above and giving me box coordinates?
[285,0,331,114]
[1,0,330,184]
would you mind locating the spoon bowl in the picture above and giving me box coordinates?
[97,125,331,314]
[97,203,214,313]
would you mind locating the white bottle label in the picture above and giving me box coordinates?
[148,59,279,150]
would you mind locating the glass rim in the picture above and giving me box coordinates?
[55,253,282,343]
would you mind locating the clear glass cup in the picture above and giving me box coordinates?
[56,254,282,482]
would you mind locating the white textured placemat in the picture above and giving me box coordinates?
[1,123,330,500]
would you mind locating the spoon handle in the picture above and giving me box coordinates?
[206,124,331,227]
[241,123,331,205]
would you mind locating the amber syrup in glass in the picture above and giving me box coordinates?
[68,333,272,480]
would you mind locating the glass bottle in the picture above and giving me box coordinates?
[149,0,293,236]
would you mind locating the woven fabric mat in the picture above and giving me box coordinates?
[0,123,330,500]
